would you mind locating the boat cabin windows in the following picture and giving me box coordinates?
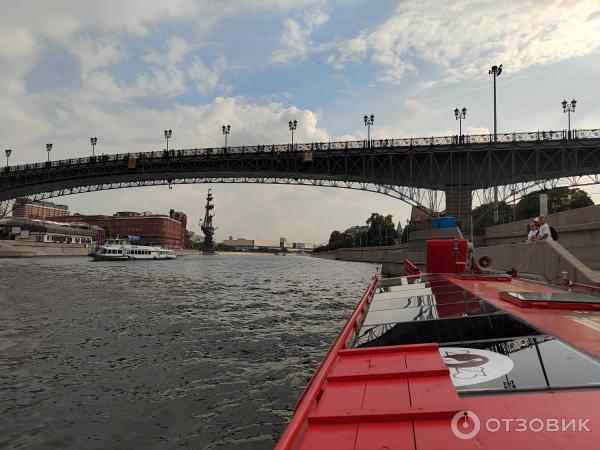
[355,274,600,395]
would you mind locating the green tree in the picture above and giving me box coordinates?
[327,230,353,250]
[471,201,514,235]
[516,187,594,220]
[366,213,398,246]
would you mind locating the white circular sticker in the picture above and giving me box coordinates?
[440,347,514,387]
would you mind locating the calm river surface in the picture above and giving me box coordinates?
[0,254,376,449]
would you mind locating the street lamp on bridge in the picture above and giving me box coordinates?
[222,124,231,148]
[164,129,172,151]
[454,107,467,142]
[46,143,52,163]
[4,149,11,167]
[488,64,502,141]
[364,114,374,148]
[562,99,577,139]
[90,137,97,157]
[489,64,502,224]
[288,119,297,150]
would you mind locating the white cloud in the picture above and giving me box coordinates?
[70,36,127,77]
[187,57,226,96]
[327,0,600,83]
[134,67,187,98]
[271,7,330,64]
[143,36,192,66]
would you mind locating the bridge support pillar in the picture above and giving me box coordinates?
[445,186,472,239]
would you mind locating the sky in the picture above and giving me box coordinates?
[2,0,600,244]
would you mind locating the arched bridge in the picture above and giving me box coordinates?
[2,128,600,233]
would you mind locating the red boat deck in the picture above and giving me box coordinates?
[449,274,600,359]
[296,343,461,449]
[276,273,600,449]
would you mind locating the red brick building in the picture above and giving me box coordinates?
[55,210,188,249]
[13,198,69,220]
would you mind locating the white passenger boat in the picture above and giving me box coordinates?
[90,238,176,261]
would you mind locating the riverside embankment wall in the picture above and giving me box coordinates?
[0,240,90,257]
[475,241,600,286]
[482,205,600,270]
[311,245,406,263]
[311,246,425,278]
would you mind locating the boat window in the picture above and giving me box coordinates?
[354,275,600,395]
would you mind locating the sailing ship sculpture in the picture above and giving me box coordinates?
[200,189,215,254]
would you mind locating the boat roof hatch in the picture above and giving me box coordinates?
[500,291,600,310]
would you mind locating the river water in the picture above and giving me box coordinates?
[0,254,376,449]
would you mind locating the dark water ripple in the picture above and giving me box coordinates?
[0,255,376,449]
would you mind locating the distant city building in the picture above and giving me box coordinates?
[344,225,369,236]
[13,198,69,220]
[222,237,315,252]
[410,206,435,231]
[0,217,102,245]
[55,209,188,249]
[343,226,370,246]
[169,210,188,248]
[222,238,259,250]
[395,221,403,245]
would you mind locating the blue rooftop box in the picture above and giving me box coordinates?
[431,217,455,229]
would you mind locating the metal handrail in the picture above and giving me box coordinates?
[3,128,600,174]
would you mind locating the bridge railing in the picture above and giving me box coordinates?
[3,128,600,174]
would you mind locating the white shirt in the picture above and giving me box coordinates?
[527,229,538,241]
[538,223,553,241]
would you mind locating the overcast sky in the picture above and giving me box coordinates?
[2,0,600,243]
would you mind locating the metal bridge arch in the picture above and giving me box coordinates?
[0,176,444,219]
[2,128,600,230]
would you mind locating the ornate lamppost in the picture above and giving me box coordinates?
[164,129,172,151]
[454,107,467,142]
[364,114,374,147]
[288,120,297,150]
[222,124,231,148]
[90,137,98,157]
[489,64,503,223]
[562,99,577,139]
[488,64,502,141]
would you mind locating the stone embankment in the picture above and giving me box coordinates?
[482,204,600,270]
[0,240,90,257]
[475,241,600,286]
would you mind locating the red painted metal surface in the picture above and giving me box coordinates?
[425,239,468,273]
[403,258,421,275]
[277,241,600,449]
[277,342,463,449]
[565,279,600,293]
[499,291,600,310]
[447,274,600,359]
